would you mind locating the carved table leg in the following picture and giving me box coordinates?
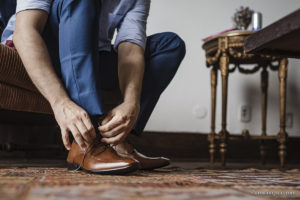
[260,67,268,164]
[219,53,229,166]
[277,58,288,168]
[208,67,218,164]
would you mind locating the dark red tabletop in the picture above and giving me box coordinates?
[244,9,300,59]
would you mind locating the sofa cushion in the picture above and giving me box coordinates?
[0,83,52,114]
[0,44,39,93]
[0,43,52,114]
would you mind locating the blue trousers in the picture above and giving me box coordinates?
[43,0,186,135]
[0,0,16,27]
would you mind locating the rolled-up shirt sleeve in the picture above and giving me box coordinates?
[114,0,151,51]
[16,0,52,14]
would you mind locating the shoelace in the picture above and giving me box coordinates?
[72,115,108,172]
[71,140,109,172]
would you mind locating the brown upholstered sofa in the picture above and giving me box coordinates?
[0,43,52,115]
[0,42,61,152]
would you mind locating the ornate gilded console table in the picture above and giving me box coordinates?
[202,31,288,167]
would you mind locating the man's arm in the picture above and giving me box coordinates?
[118,42,144,106]
[13,10,96,150]
[99,42,144,145]
[98,0,150,145]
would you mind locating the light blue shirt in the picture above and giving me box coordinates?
[1,0,150,51]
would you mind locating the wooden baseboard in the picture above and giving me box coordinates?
[1,125,300,163]
[130,131,300,163]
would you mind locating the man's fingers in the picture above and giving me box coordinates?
[101,113,113,126]
[61,128,71,150]
[82,116,97,139]
[69,125,86,150]
[100,124,127,138]
[76,119,93,143]
[101,131,127,145]
[98,115,123,133]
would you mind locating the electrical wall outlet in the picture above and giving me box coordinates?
[239,105,251,123]
[192,104,207,119]
[286,113,293,128]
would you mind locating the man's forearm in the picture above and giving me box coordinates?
[99,42,145,145]
[118,61,144,104]
[13,12,70,107]
[118,42,145,104]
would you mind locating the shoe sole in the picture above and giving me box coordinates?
[67,162,139,175]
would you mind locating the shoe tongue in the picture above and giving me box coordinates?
[87,140,106,152]
[90,142,108,155]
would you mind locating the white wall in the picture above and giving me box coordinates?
[144,0,300,137]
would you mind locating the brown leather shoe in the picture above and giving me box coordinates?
[113,141,170,170]
[67,141,139,175]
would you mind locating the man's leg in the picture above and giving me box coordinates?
[43,0,139,174]
[133,32,186,135]
[43,0,104,116]
[111,32,185,170]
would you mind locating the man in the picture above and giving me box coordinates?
[1,0,186,174]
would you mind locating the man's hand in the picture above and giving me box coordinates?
[98,102,140,145]
[99,42,144,145]
[52,99,96,150]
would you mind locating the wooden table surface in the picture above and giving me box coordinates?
[244,9,300,58]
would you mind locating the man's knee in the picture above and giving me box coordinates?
[165,32,186,57]
[174,33,186,62]
[148,32,186,62]
[161,32,186,71]
[145,32,186,91]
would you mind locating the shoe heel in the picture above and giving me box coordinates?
[67,163,81,171]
